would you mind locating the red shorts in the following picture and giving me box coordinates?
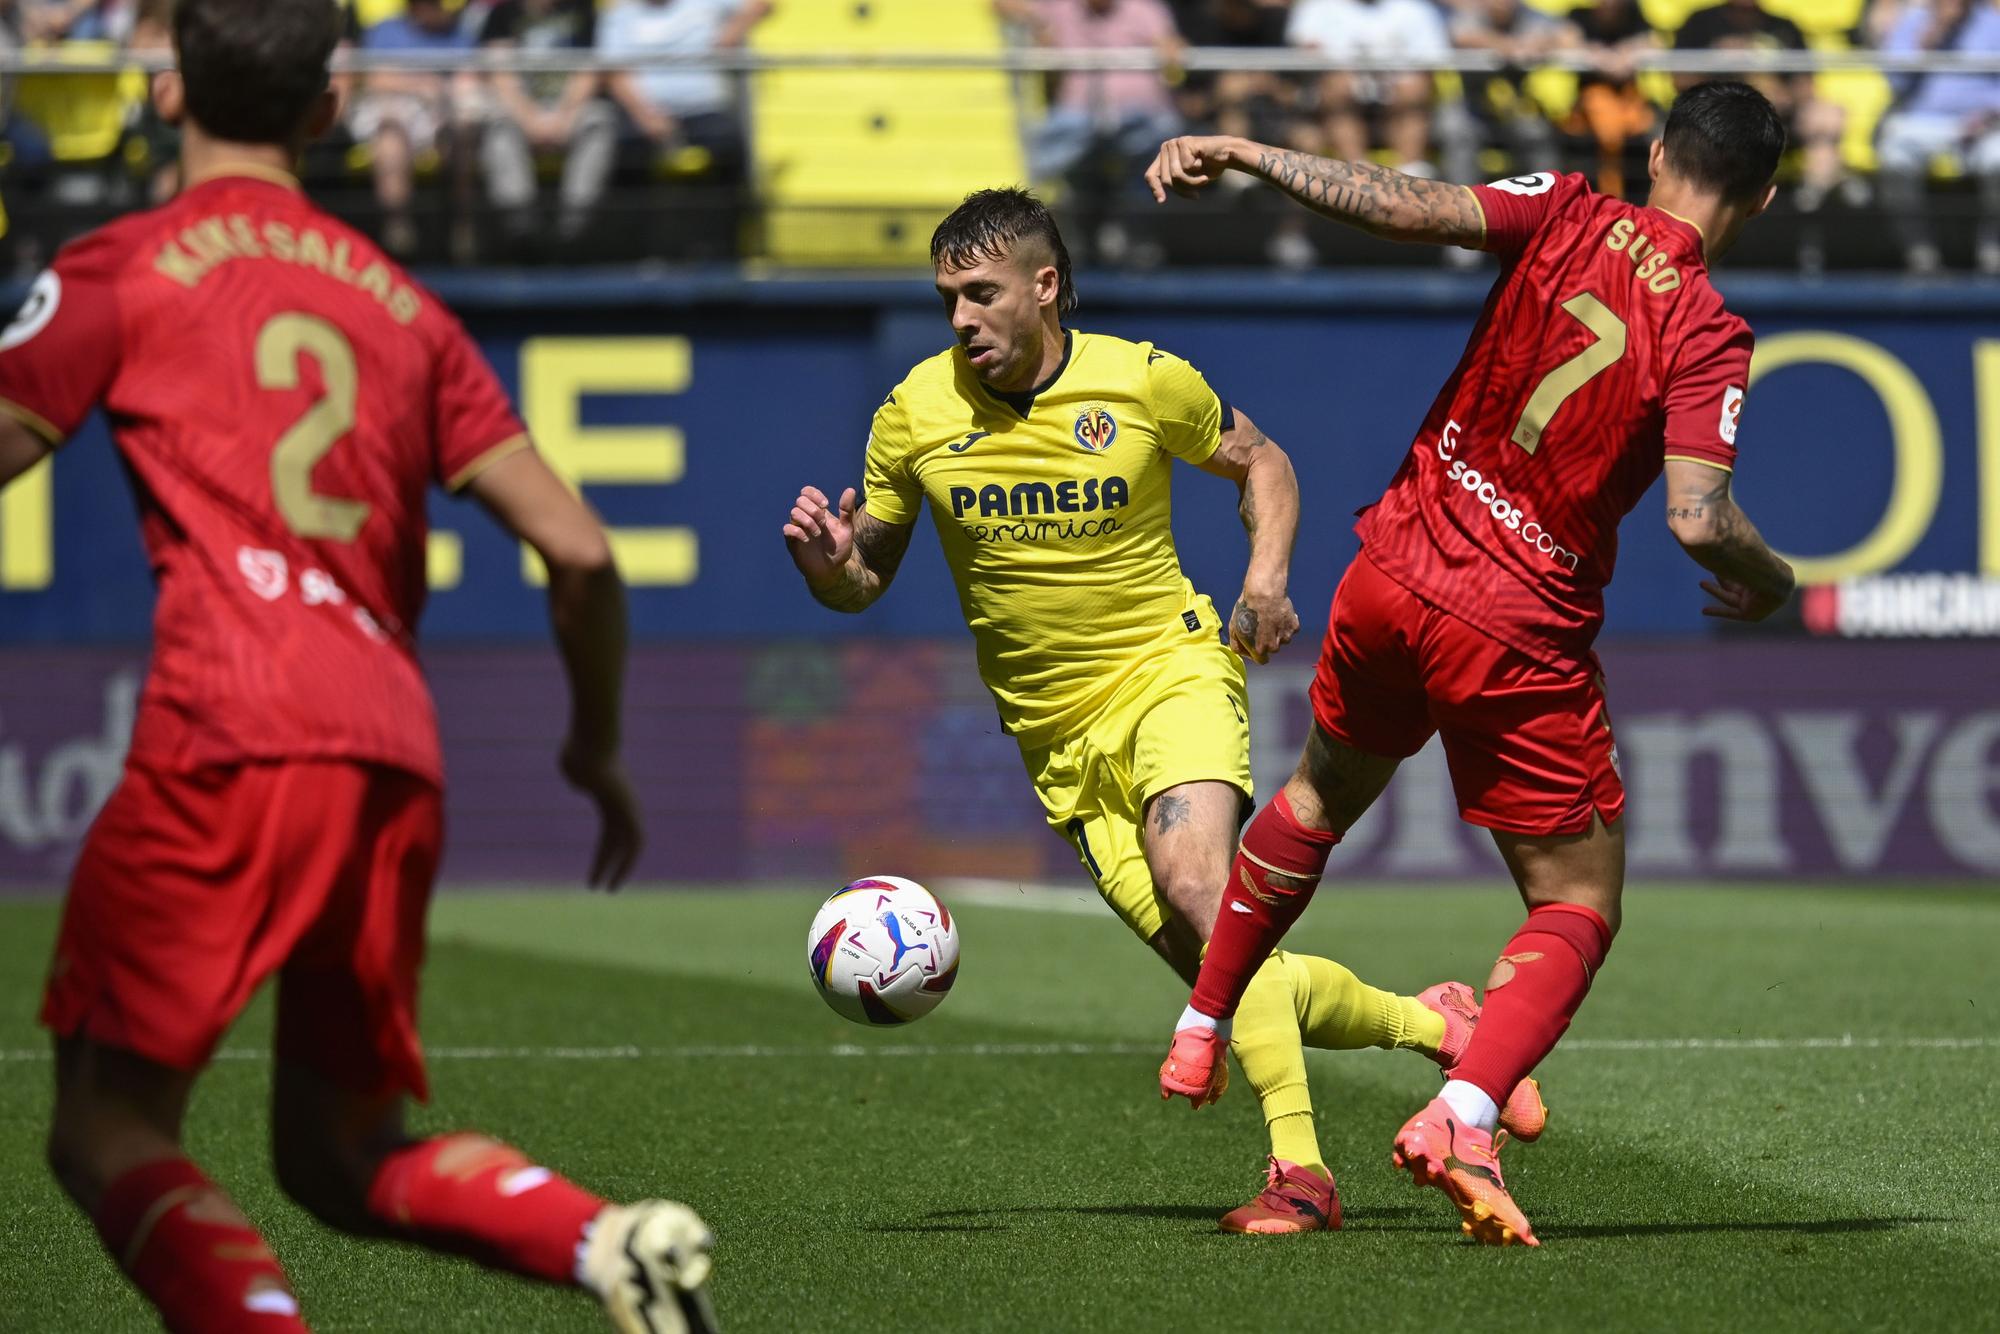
[1309,554,1625,836]
[41,760,443,1099]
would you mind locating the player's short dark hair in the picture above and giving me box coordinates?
[1660,81,1786,203]
[173,0,343,147]
[931,189,1078,317]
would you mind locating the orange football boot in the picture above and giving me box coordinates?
[1415,981,1549,1142]
[1159,1025,1229,1108]
[1220,1157,1342,1235]
[1391,1096,1539,1247]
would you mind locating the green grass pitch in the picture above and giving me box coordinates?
[2,883,1995,1332]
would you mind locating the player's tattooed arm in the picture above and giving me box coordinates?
[784,484,915,613]
[1663,458,1796,622]
[1197,408,1300,663]
[1145,135,1484,247]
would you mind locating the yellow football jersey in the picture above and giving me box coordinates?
[863,330,1229,747]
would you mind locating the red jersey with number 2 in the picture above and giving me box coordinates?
[1354,171,1748,673]
[0,171,528,784]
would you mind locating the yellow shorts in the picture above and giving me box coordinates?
[1019,639,1253,942]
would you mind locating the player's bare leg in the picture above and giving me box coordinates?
[1394,813,1623,1247]
[48,1038,309,1332]
[1145,776,1453,1232]
[1167,727,1396,1043]
[270,1061,717,1334]
[1143,780,1332,1232]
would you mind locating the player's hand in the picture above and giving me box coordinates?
[1229,582,1299,664]
[1145,135,1251,203]
[1699,575,1790,623]
[560,740,643,890]
[784,485,858,590]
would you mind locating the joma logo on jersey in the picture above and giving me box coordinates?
[1073,405,1118,453]
[948,476,1130,519]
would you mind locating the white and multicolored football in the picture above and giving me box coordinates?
[806,876,960,1026]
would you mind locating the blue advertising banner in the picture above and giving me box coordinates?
[1,272,1995,644]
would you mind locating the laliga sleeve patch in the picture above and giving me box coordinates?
[0,271,61,352]
[1486,172,1556,197]
[1719,385,1744,445]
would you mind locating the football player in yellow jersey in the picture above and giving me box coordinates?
[782,189,1546,1233]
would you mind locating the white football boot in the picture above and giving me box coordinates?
[581,1200,719,1334]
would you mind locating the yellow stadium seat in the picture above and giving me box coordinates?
[751,0,1026,265]
[349,0,406,27]
[10,43,136,163]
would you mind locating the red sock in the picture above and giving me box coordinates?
[94,1158,306,1334]
[365,1134,607,1285]
[1188,789,1339,1021]
[1451,903,1614,1105]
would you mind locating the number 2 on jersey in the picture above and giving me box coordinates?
[1510,293,1627,456]
[256,313,370,541]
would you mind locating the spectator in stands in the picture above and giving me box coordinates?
[1875,0,2000,273]
[1437,0,1568,188]
[0,1,48,165]
[1172,0,1295,148]
[597,0,773,181]
[1563,0,1659,198]
[1673,0,1857,231]
[125,0,177,203]
[18,0,101,41]
[0,0,51,269]
[998,0,1187,204]
[349,0,483,259]
[479,0,616,256]
[1287,0,1451,178]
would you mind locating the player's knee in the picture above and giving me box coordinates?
[1154,859,1229,923]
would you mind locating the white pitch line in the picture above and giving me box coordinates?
[1562,1035,1992,1052]
[940,880,1107,917]
[0,1035,1987,1064]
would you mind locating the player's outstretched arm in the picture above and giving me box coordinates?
[784,485,914,614]
[1663,458,1796,622]
[466,447,641,889]
[1145,135,1484,247]
[1196,408,1301,663]
[0,414,52,490]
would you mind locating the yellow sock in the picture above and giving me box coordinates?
[1229,955,1326,1173]
[1278,951,1447,1055]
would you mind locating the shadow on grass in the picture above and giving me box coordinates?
[1355,1214,1954,1239]
[926,1204,1431,1224]
[1537,1215,1955,1240]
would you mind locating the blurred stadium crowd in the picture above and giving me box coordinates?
[0,0,1995,271]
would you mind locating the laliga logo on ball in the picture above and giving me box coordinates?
[806,876,960,1026]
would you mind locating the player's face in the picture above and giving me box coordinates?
[936,248,1056,392]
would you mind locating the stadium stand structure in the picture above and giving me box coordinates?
[0,0,1981,270]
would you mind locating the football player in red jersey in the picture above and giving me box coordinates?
[0,2,713,1329]
[1143,82,1797,1246]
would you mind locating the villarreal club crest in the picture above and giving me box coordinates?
[1074,404,1118,453]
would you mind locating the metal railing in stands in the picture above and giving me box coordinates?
[0,48,1997,75]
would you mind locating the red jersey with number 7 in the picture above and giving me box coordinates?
[1354,171,1749,673]
[0,169,529,784]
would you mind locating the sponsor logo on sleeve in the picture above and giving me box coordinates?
[1719,386,1744,445]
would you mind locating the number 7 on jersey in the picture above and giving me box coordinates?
[1511,293,1627,456]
